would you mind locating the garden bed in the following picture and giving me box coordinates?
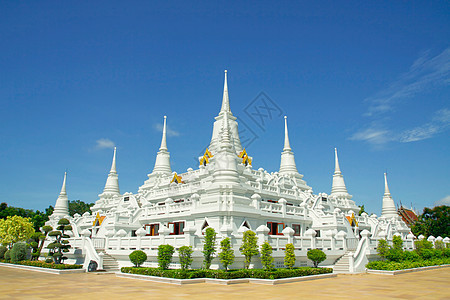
[0,260,84,274]
[118,267,335,285]
[366,258,450,271]
[367,264,450,275]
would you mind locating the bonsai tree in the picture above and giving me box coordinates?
[202,227,217,269]
[219,237,234,271]
[129,250,147,267]
[260,241,274,270]
[239,230,259,269]
[157,244,175,269]
[307,249,326,267]
[47,218,72,264]
[27,232,44,261]
[178,246,193,270]
[284,243,296,269]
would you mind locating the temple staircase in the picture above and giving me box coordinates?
[97,250,120,272]
[333,251,352,273]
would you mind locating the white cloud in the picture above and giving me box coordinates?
[434,195,450,207]
[154,123,180,137]
[398,108,450,142]
[95,138,115,150]
[349,127,392,145]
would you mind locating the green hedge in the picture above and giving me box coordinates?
[366,258,450,271]
[121,267,332,279]
[0,259,83,270]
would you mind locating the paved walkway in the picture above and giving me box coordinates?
[0,267,449,299]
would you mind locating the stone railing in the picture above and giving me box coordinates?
[143,200,194,217]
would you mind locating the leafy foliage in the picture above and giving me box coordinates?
[68,200,94,216]
[1,260,83,269]
[239,230,259,269]
[178,246,193,270]
[27,232,44,260]
[414,239,433,256]
[129,250,147,267]
[0,246,7,259]
[366,257,450,270]
[0,215,35,247]
[4,249,11,261]
[0,202,53,232]
[411,205,449,238]
[260,241,274,270]
[10,242,28,262]
[157,244,175,269]
[219,238,234,271]
[202,227,217,269]
[284,243,296,269]
[307,249,326,267]
[121,266,333,279]
[46,218,72,264]
[376,239,390,260]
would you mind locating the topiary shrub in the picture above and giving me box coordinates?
[202,227,217,269]
[0,246,7,259]
[4,249,11,261]
[10,242,28,262]
[239,230,259,269]
[219,238,234,271]
[307,249,326,267]
[260,241,274,270]
[47,218,72,264]
[157,244,174,269]
[284,243,296,269]
[129,250,147,267]
[178,246,193,270]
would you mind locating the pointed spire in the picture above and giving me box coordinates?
[110,147,117,174]
[384,172,390,195]
[330,148,350,198]
[52,172,69,217]
[160,116,168,151]
[283,116,291,151]
[382,172,397,218]
[151,116,172,175]
[220,70,231,114]
[220,110,232,145]
[334,148,341,174]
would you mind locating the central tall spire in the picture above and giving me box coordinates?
[52,172,69,217]
[152,115,172,175]
[279,116,298,175]
[220,70,231,115]
[381,173,397,218]
[330,148,350,198]
[101,147,120,197]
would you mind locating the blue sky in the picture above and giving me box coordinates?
[0,1,449,215]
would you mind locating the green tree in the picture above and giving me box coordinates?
[307,249,326,267]
[377,239,390,260]
[239,230,259,269]
[47,218,72,264]
[358,205,367,216]
[202,227,217,269]
[0,203,53,232]
[284,243,296,269]
[411,205,449,238]
[27,232,44,260]
[68,200,94,216]
[157,244,175,269]
[178,246,193,270]
[392,235,404,251]
[219,238,234,271]
[260,241,274,270]
[0,215,35,248]
[10,242,28,262]
[129,250,147,267]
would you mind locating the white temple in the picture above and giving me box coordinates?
[46,71,412,273]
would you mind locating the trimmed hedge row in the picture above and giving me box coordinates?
[121,267,332,279]
[1,259,83,270]
[366,258,450,271]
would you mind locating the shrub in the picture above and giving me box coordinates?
[158,244,174,269]
[386,249,403,262]
[392,236,404,251]
[414,240,433,255]
[284,243,296,269]
[178,246,193,270]
[239,230,259,269]
[47,218,72,264]
[401,250,420,261]
[219,238,234,271]
[434,240,445,249]
[377,239,389,260]
[307,249,326,267]
[7,260,82,269]
[202,227,216,269]
[10,242,28,262]
[129,250,147,267]
[0,246,7,259]
[366,257,450,270]
[260,241,274,270]
[4,249,11,261]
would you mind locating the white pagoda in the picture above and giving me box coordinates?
[46,71,411,273]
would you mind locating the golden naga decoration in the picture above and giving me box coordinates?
[170,172,185,184]
[345,213,358,227]
[239,149,252,166]
[200,148,214,166]
[93,212,106,226]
